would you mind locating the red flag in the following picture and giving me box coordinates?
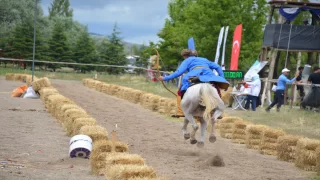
[230,24,242,70]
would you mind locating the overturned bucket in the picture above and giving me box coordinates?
[69,135,92,159]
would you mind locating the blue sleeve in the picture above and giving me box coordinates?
[163,59,190,81]
[208,61,224,78]
[281,75,296,84]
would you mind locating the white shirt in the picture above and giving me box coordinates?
[246,79,261,97]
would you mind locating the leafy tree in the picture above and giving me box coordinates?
[73,26,97,72]
[48,20,73,71]
[99,23,127,74]
[158,0,268,71]
[49,0,73,19]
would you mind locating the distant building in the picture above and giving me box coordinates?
[126,55,140,65]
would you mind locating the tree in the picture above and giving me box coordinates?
[158,0,268,71]
[73,26,97,73]
[49,0,73,19]
[99,23,127,74]
[48,20,73,71]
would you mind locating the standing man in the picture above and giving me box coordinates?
[308,66,320,84]
[266,68,299,112]
[244,74,261,111]
[296,66,305,102]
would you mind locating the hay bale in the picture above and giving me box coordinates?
[56,104,82,123]
[71,117,97,136]
[259,128,285,155]
[39,87,59,101]
[98,153,145,175]
[32,77,51,91]
[221,88,232,106]
[219,117,242,139]
[295,138,320,171]
[79,125,108,141]
[105,164,156,180]
[245,124,269,150]
[315,146,320,173]
[276,135,301,162]
[231,120,251,144]
[90,140,129,175]
[5,73,14,80]
[62,109,90,133]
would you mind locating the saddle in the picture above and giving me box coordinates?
[188,76,222,98]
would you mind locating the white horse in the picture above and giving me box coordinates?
[181,83,225,148]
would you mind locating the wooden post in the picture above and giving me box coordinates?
[284,84,288,106]
[293,52,301,103]
[290,84,295,108]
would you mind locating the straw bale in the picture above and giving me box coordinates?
[79,125,108,141]
[71,117,97,136]
[231,138,246,144]
[105,164,156,180]
[295,138,320,171]
[127,177,168,180]
[32,77,51,91]
[39,87,58,100]
[221,88,232,106]
[246,124,269,135]
[220,116,242,124]
[277,135,301,162]
[96,82,104,92]
[64,110,90,132]
[220,123,233,130]
[56,104,82,122]
[97,153,145,176]
[233,120,251,129]
[263,128,285,139]
[5,73,14,80]
[315,146,320,173]
[232,129,246,135]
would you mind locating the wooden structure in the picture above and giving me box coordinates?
[259,0,320,106]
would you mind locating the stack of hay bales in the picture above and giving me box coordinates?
[105,164,156,180]
[32,77,51,91]
[158,98,171,114]
[295,138,320,171]
[147,95,161,111]
[140,93,152,109]
[90,139,128,175]
[245,124,269,150]
[219,117,242,139]
[98,153,145,176]
[5,73,14,80]
[231,120,251,144]
[166,100,177,115]
[129,90,144,104]
[95,81,104,92]
[277,135,301,162]
[79,125,108,142]
[259,128,285,155]
[101,83,111,95]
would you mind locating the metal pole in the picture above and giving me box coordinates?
[32,0,37,82]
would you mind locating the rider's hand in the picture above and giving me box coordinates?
[158,76,164,81]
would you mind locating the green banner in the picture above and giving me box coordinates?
[223,70,244,79]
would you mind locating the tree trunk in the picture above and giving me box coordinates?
[293,52,301,103]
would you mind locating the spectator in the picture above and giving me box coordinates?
[244,74,261,111]
[266,68,299,112]
[308,66,320,84]
[296,66,305,102]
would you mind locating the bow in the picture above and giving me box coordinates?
[154,48,177,97]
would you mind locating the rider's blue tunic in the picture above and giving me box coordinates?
[163,56,229,91]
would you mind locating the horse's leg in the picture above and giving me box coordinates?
[182,103,199,145]
[209,109,223,143]
[181,118,190,140]
[197,117,207,148]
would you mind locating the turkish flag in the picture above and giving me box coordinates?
[230,24,242,70]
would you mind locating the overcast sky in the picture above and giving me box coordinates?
[41,0,170,44]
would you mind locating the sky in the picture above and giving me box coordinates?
[41,0,170,45]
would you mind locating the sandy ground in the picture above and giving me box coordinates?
[50,79,315,180]
[0,77,103,180]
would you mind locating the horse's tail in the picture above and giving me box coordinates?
[200,83,220,121]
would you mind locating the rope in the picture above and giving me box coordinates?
[285,24,293,68]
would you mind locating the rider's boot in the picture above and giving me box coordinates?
[171,95,185,118]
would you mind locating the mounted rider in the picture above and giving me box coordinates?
[159,49,229,118]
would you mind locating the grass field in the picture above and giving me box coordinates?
[1,67,319,139]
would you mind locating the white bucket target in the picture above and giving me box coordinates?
[69,135,92,158]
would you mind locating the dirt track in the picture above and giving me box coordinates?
[51,79,315,180]
[0,77,103,180]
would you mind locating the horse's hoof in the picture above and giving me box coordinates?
[190,139,197,144]
[209,135,217,143]
[197,142,204,148]
[184,133,190,140]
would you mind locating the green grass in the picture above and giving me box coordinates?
[226,107,320,139]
